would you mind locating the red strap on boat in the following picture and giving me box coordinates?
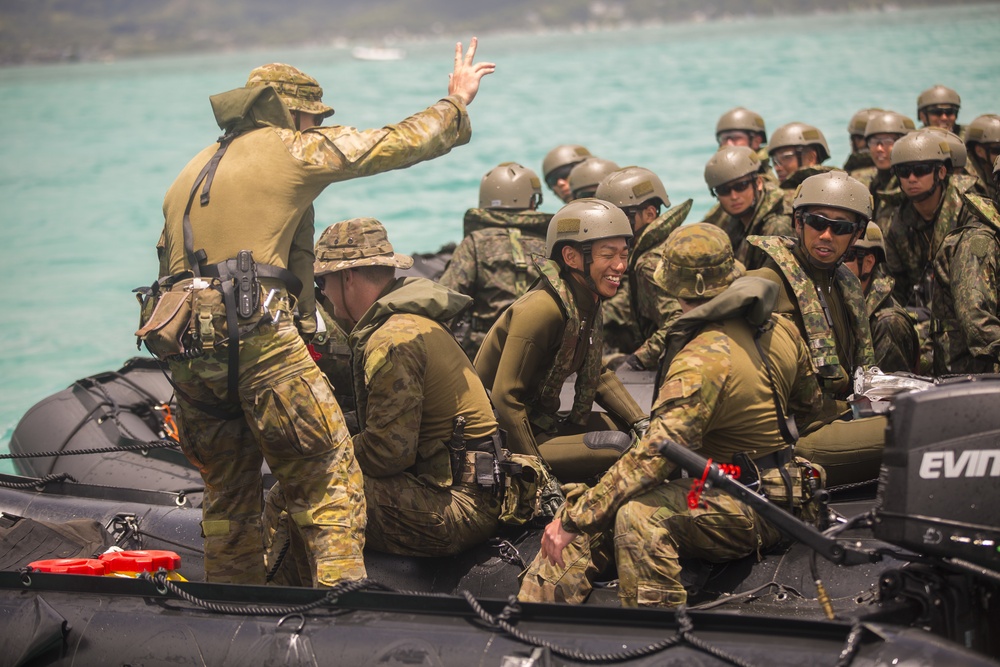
[686,459,741,509]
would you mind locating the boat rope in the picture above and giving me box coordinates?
[145,571,393,616]
[0,439,180,460]
[460,591,756,666]
[0,473,78,489]
[834,621,864,667]
[266,536,291,583]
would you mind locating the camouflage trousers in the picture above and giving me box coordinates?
[536,412,633,483]
[518,479,781,607]
[170,321,366,587]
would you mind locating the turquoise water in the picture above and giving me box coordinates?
[1,5,997,470]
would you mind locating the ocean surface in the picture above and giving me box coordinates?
[1,5,997,471]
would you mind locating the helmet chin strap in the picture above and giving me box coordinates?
[910,170,942,204]
[565,242,604,299]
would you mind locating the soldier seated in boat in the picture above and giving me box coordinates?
[474,199,648,483]
[541,144,592,204]
[265,218,508,581]
[768,122,837,207]
[439,162,551,359]
[519,223,824,607]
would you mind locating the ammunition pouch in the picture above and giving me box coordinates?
[760,456,826,525]
[135,278,209,361]
[499,453,560,526]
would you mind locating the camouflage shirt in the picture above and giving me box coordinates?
[930,193,1000,374]
[884,176,976,308]
[560,280,822,535]
[968,154,999,201]
[777,165,840,208]
[438,208,550,357]
[706,181,794,271]
[850,167,905,232]
[348,277,497,488]
[865,267,919,373]
[843,151,875,173]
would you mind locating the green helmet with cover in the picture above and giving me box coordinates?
[654,223,744,299]
[769,122,831,163]
[792,171,873,223]
[965,114,1000,147]
[546,198,632,259]
[715,107,767,143]
[703,145,762,190]
[594,166,670,211]
[479,162,543,210]
[917,85,961,114]
[918,127,966,169]
[568,157,621,199]
[314,217,413,275]
[863,110,916,139]
[542,144,592,187]
[890,131,951,166]
[245,63,334,119]
[848,108,883,137]
[852,221,886,260]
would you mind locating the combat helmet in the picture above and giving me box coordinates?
[890,131,951,167]
[314,218,413,276]
[852,221,886,260]
[769,122,831,163]
[568,157,621,200]
[918,127,966,170]
[848,108,883,137]
[792,171,873,223]
[864,110,916,139]
[716,107,767,143]
[594,166,670,211]
[245,63,334,119]
[965,114,1000,147]
[479,162,543,210]
[917,85,961,114]
[542,144,592,188]
[546,198,632,260]
[704,146,762,191]
[654,223,744,299]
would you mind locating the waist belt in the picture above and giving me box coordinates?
[749,447,793,473]
[200,260,303,299]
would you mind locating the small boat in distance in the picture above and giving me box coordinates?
[351,46,405,61]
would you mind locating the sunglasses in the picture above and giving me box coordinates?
[893,162,937,179]
[771,149,799,165]
[713,177,754,197]
[717,130,751,145]
[867,136,897,149]
[545,165,573,189]
[841,247,868,263]
[926,106,958,117]
[801,212,859,236]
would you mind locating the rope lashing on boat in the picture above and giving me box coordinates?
[0,439,180,461]
[460,591,756,666]
[144,571,392,616]
[0,473,78,489]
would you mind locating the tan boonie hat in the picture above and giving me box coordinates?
[246,63,335,119]
[314,218,414,275]
[655,223,744,299]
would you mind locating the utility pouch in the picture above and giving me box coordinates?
[233,250,260,319]
[498,454,560,526]
[134,282,197,360]
[760,456,826,523]
[190,281,227,350]
[474,452,496,488]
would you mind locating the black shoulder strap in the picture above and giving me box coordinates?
[752,321,799,447]
[182,131,240,276]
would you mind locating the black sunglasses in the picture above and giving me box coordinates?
[713,177,754,197]
[926,106,958,117]
[893,162,937,179]
[545,165,574,189]
[801,212,859,236]
[842,247,868,263]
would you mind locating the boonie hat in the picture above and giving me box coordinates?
[246,63,335,119]
[314,218,413,275]
[655,223,745,299]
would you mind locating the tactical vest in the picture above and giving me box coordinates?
[628,200,691,335]
[529,260,604,430]
[747,236,873,381]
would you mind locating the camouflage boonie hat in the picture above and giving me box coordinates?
[655,223,745,299]
[246,63,335,119]
[314,218,413,275]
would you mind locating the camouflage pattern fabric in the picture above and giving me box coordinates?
[706,181,794,271]
[747,236,874,385]
[519,283,821,606]
[170,320,366,586]
[777,165,840,207]
[884,176,976,307]
[438,208,549,358]
[968,154,999,201]
[850,167,905,232]
[865,267,920,373]
[930,193,1000,374]
[843,150,875,173]
[312,298,355,411]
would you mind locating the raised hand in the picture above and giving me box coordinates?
[448,37,496,106]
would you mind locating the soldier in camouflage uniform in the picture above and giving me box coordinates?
[439,162,550,358]
[152,43,494,586]
[746,171,883,485]
[965,114,1000,201]
[542,144,592,204]
[568,157,621,200]
[594,166,688,369]
[844,108,881,173]
[843,222,919,373]
[767,122,837,207]
[475,199,648,482]
[931,157,1000,375]
[518,223,823,606]
[884,131,976,312]
[703,145,794,271]
[702,107,775,229]
[917,85,965,139]
[852,110,916,230]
